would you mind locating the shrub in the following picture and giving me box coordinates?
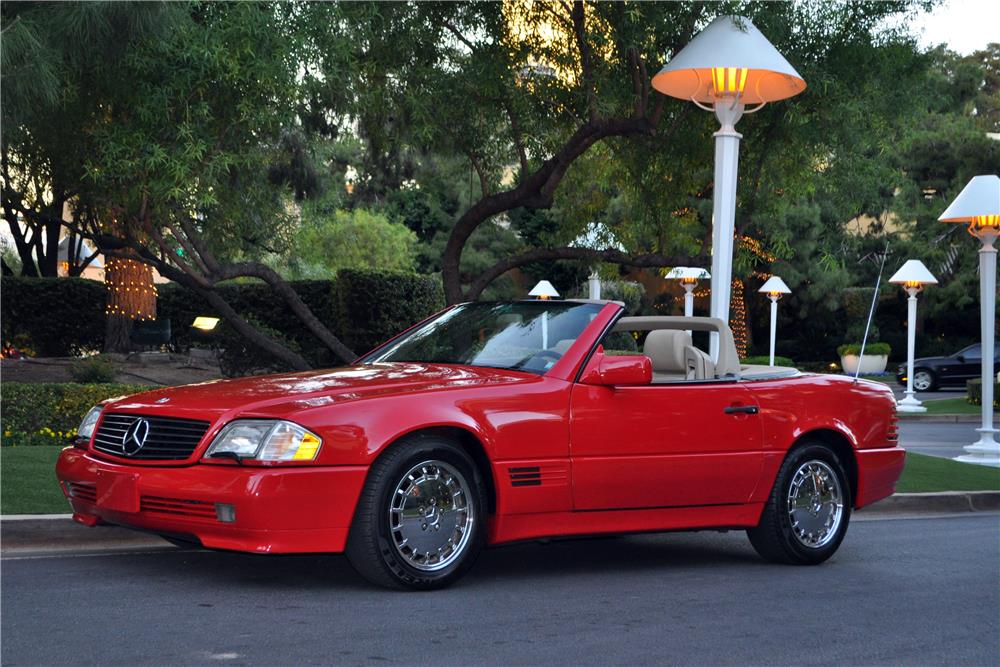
[69,355,118,383]
[334,269,444,354]
[967,379,1000,408]
[837,342,891,357]
[1,277,106,355]
[741,355,795,367]
[1,382,152,446]
[218,317,304,378]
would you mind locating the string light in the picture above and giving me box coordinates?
[104,257,158,321]
[730,279,749,358]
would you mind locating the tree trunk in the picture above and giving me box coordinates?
[103,254,158,353]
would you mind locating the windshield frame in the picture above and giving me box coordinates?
[359,300,608,376]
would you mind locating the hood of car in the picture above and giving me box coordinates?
[101,363,538,419]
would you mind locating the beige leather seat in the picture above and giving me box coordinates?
[642,330,691,382]
[684,345,716,380]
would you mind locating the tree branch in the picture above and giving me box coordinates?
[465,246,698,301]
[571,1,599,123]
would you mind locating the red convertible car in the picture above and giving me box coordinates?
[57,300,904,589]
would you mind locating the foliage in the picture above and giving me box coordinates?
[334,269,445,354]
[0,446,69,514]
[967,379,1000,408]
[68,356,117,384]
[741,355,795,368]
[1,277,106,356]
[284,207,417,278]
[218,317,303,378]
[1,382,151,445]
[837,342,892,357]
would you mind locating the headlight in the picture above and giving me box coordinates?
[205,419,322,462]
[77,406,103,440]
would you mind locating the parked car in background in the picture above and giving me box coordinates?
[896,343,1000,391]
[57,300,903,590]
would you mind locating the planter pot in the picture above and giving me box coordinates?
[840,354,888,375]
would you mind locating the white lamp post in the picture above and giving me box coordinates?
[665,267,711,317]
[652,16,805,361]
[529,280,560,349]
[758,276,791,366]
[938,174,1000,466]
[888,260,938,413]
[587,269,601,300]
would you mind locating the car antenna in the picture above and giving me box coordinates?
[854,240,890,384]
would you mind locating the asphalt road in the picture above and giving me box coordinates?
[899,421,989,459]
[3,514,997,666]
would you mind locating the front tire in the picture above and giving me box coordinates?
[747,443,851,565]
[345,434,486,590]
[912,369,936,392]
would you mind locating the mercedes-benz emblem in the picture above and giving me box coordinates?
[122,419,151,455]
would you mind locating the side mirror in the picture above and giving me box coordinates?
[580,350,652,387]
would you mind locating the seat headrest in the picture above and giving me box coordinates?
[642,330,691,372]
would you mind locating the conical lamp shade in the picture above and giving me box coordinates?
[652,15,805,105]
[938,175,1000,223]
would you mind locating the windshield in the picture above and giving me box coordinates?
[365,302,605,374]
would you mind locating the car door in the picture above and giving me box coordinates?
[953,345,982,382]
[569,381,764,511]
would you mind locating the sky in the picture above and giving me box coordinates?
[910,0,999,55]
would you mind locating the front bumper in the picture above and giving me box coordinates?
[56,448,367,553]
[855,446,906,508]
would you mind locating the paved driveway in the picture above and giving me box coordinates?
[3,514,997,666]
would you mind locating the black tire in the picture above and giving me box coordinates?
[912,368,937,392]
[747,443,852,565]
[345,434,487,590]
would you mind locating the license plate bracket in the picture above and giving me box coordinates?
[96,470,139,513]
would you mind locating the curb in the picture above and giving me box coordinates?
[4,492,999,554]
[896,414,984,423]
[857,491,1000,515]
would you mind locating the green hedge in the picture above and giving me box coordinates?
[967,379,1000,408]
[1,277,106,356]
[2,271,444,367]
[334,269,444,354]
[836,342,892,357]
[1,382,152,446]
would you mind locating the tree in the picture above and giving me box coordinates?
[2,2,355,367]
[302,1,934,305]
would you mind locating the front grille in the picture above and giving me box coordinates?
[93,413,211,461]
[141,495,217,520]
[68,482,97,503]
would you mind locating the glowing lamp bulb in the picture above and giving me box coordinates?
[904,280,922,289]
[767,291,782,299]
[680,277,699,285]
[969,215,1000,236]
[711,67,748,97]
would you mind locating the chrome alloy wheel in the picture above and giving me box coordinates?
[388,460,474,572]
[786,460,844,549]
[912,370,933,391]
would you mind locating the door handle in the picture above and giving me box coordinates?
[724,405,759,415]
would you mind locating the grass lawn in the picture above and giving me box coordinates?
[896,451,1000,493]
[2,447,997,515]
[1,446,68,514]
[921,397,997,415]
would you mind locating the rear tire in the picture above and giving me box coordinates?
[345,434,486,590]
[747,443,851,565]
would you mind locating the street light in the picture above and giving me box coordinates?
[758,276,790,366]
[528,279,560,349]
[888,260,938,413]
[665,267,710,317]
[938,174,1000,466]
[652,15,805,360]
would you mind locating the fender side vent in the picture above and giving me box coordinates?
[509,466,542,487]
